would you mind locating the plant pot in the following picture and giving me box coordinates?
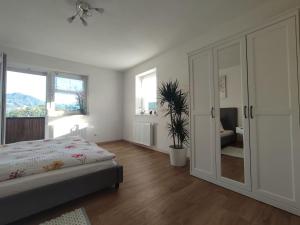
[169,146,187,166]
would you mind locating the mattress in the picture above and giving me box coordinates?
[0,159,117,198]
[220,130,234,137]
[0,136,115,182]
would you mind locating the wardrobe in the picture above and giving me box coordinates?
[189,11,300,215]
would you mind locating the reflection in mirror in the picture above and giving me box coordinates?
[218,43,245,183]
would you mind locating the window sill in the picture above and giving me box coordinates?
[48,110,88,117]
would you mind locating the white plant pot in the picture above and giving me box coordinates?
[169,147,187,166]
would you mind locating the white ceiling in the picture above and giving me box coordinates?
[0,0,269,71]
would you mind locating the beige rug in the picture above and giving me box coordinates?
[222,146,244,158]
[40,208,91,225]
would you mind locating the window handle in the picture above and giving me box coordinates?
[210,107,215,118]
[250,106,254,119]
[244,105,248,119]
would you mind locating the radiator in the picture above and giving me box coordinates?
[133,122,154,146]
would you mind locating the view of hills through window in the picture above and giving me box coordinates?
[6,71,85,117]
[6,71,46,117]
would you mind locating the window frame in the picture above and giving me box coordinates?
[6,67,48,118]
[52,72,88,116]
[5,66,88,118]
[135,68,157,115]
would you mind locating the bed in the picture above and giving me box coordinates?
[220,107,237,148]
[0,136,123,225]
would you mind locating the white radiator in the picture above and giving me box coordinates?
[133,122,154,146]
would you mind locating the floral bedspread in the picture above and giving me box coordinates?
[0,136,115,182]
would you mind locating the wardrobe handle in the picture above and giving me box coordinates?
[244,106,248,119]
[210,107,215,118]
[250,106,254,119]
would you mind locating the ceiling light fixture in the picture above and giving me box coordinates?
[67,0,104,26]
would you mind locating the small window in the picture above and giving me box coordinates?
[135,68,157,115]
[54,74,87,115]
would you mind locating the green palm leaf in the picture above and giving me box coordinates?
[158,79,189,149]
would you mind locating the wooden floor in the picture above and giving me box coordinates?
[12,141,300,225]
[221,155,244,183]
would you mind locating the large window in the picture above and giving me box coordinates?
[135,68,157,115]
[5,69,88,118]
[6,70,46,117]
[54,74,87,115]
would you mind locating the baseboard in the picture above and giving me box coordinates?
[97,139,124,145]
[122,139,191,159]
[123,139,169,154]
[97,139,166,154]
[97,139,168,154]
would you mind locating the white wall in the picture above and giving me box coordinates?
[0,45,123,143]
[122,0,299,153]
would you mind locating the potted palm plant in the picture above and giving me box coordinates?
[158,80,189,166]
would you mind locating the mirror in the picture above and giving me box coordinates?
[217,43,245,183]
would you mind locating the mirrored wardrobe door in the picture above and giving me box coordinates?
[213,37,251,190]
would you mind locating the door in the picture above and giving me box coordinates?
[0,53,7,144]
[213,37,251,190]
[247,16,300,207]
[5,69,47,143]
[189,49,216,179]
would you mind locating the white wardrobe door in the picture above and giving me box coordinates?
[213,37,252,191]
[189,49,216,179]
[247,17,300,207]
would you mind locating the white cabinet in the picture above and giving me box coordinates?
[189,14,300,215]
[189,49,216,179]
[213,37,252,191]
[247,17,300,210]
